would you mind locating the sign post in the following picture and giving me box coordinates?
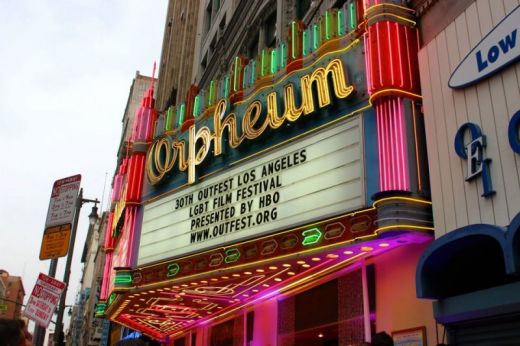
[24,273,66,328]
[40,174,81,259]
[34,174,81,346]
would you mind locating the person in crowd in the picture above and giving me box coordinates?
[371,331,394,346]
[0,318,27,346]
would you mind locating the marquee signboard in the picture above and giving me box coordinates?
[138,118,364,265]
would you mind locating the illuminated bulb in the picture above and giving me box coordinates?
[252,289,259,293]
[181,284,189,288]
[190,282,198,286]
[361,246,373,251]
[296,260,306,265]
[379,243,390,247]
[282,264,291,267]
[311,257,321,262]
[141,292,148,295]
[302,264,311,268]
[172,286,180,289]
[262,284,270,287]
[256,269,265,273]
[221,276,229,279]
[243,294,249,297]
[210,278,218,282]
[200,280,208,284]
[244,271,252,275]
[287,272,295,276]
[344,250,354,255]
[269,266,278,270]
[128,295,134,298]
[133,304,139,307]
[232,274,240,277]
[274,278,282,282]
[326,254,339,259]
[318,333,324,338]
[139,299,145,302]
[149,290,155,293]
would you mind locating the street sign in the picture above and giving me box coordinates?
[24,273,66,328]
[39,224,72,260]
[45,174,81,228]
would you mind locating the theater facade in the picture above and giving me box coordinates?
[415,1,520,344]
[98,1,438,344]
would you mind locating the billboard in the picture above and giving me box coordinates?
[138,117,364,265]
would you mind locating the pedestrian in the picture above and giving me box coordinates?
[371,331,394,346]
[0,318,26,346]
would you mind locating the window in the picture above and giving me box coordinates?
[332,0,348,9]
[201,53,208,70]
[210,319,235,346]
[219,14,227,35]
[204,1,213,34]
[248,33,260,60]
[264,11,277,48]
[297,0,313,19]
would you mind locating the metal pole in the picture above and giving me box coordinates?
[33,254,58,345]
[54,188,84,346]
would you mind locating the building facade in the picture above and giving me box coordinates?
[66,212,108,346]
[117,72,159,164]
[414,0,520,344]
[0,270,25,320]
[96,0,445,345]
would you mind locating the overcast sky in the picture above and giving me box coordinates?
[0,0,167,334]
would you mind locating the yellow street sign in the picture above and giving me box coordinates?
[39,224,71,260]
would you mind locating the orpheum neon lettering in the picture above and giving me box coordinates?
[146,59,354,186]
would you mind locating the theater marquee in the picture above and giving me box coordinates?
[138,118,364,265]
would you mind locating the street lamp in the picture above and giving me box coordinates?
[53,188,99,346]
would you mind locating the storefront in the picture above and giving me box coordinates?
[415,1,520,344]
[99,1,438,344]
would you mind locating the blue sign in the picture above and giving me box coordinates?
[449,4,520,88]
[454,123,495,197]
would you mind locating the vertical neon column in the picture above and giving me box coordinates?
[364,1,420,192]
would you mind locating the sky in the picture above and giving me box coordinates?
[0,0,167,335]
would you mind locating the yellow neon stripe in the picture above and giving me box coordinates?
[365,3,415,16]
[367,13,416,26]
[369,88,422,104]
[375,225,434,233]
[372,196,432,208]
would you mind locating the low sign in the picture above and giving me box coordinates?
[448,4,519,88]
[24,273,66,328]
[39,224,72,260]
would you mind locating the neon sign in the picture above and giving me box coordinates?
[146,59,354,186]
